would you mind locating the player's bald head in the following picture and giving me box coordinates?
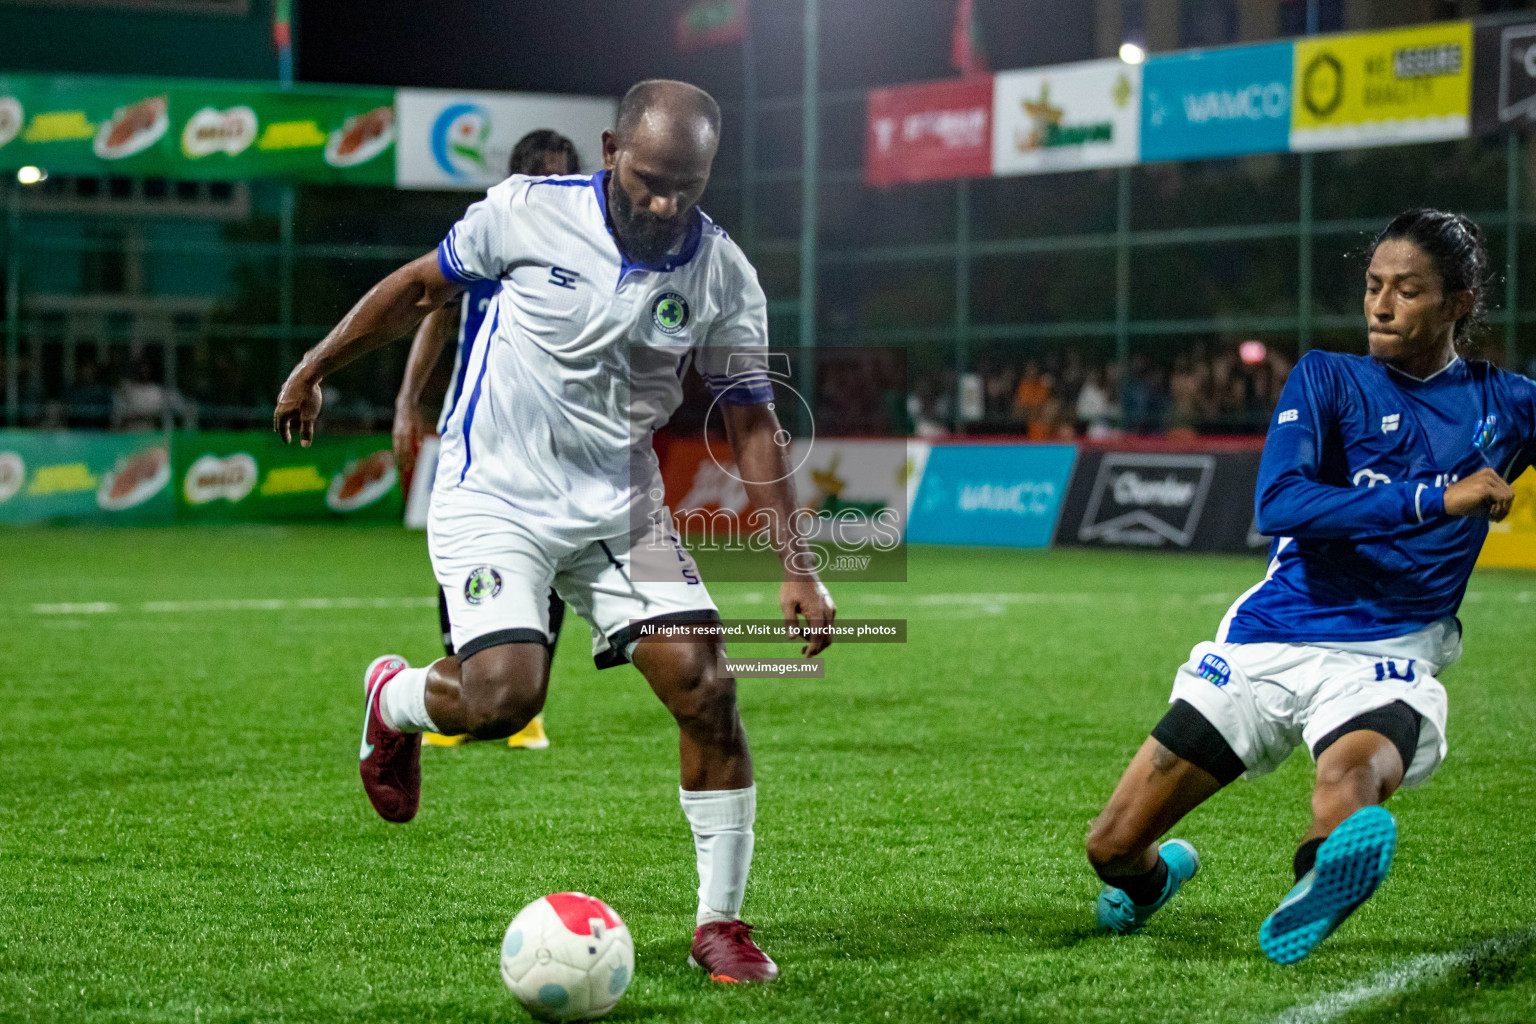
[614,79,721,156]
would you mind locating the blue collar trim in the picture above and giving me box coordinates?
[591,169,704,280]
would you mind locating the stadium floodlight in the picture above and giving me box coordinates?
[1118,41,1147,65]
[16,165,47,185]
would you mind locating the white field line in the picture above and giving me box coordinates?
[32,597,438,615]
[1270,927,1536,1024]
[30,590,1532,617]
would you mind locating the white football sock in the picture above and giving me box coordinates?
[378,665,438,733]
[679,785,756,926]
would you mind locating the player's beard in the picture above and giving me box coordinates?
[608,180,690,267]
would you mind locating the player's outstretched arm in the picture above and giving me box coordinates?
[392,304,460,474]
[720,401,837,657]
[275,252,463,446]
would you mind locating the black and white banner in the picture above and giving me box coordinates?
[1055,447,1266,554]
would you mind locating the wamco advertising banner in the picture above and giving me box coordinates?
[866,76,993,186]
[1291,21,1472,151]
[1055,447,1263,554]
[395,88,615,190]
[1477,467,1536,569]
[0,74,396,184]
[907,443,1076,548]
[992,59,1141,176]
[1141,42,1293,162]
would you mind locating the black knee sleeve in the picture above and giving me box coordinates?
[1311,700,1421,775]
[1151,699,1247,786]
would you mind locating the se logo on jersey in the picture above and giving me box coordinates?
[652,292,690,335]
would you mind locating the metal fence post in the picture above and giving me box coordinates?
[279,185,296,374]
[1298,152,1314,355]
[798,0,819,433]
[5,183,19,427]
[1115,166,1131,424]
[953,177,971,431]
[1507,130,1520,368]
[741,15,758,254]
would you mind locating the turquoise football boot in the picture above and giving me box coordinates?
[1260,806,1397,964]
[1096,839,1201,934]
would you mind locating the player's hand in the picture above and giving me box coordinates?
[781,577,836,657]
[1444,467,1515,521]
[392,401,427,475]
[274,367,323,447]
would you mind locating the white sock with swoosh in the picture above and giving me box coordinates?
[379,666,437,733]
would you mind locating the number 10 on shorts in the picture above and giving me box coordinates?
[1374,659,1416,682]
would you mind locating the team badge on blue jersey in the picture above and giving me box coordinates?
[1471,413,1499,451]
[464,566,502,605]
[651,292,690,335]
[1196,653,1231,688]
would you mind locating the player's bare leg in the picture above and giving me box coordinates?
[426,592,555,749]
[1260,726,1407,964]
[423,644,550,739]
[1085,737,1227,933]
[632,635,776,983]
[358,644,548,823]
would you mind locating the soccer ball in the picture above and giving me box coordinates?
[500,892,634,1021]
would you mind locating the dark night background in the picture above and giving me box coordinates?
[298,0,1095,100]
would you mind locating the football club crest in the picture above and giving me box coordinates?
[1472,413,1499,451]
[1197,653,1231,688]
[651,292,690,335]
[464,566,502,605]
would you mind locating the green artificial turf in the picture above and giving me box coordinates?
[1,527,1532,1023]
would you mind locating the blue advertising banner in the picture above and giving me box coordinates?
[1141,42,1293,162]
[906,443,1076,548]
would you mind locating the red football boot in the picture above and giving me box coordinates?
[687,921,779,982]
[358,655,421,823]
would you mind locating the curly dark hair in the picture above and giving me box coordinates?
[1368,208,1491,345]
[508,129,579,176]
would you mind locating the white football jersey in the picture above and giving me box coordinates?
[430,171,773,542]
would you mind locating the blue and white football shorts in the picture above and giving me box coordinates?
[1169,636,1453,787]
[429,506,719,668]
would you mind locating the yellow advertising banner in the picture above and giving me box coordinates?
[1292,21,1472,151]
[1477,467,1536,570]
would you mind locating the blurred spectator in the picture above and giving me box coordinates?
[67,357,115,429]
[112,356,196,431]
[1075,368,1115,437]
[1012,361,1050,425]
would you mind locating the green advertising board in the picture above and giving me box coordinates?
[0,74,395,185]
[0,431,400,524]
[175,431,401,522]
[0,430,175,525]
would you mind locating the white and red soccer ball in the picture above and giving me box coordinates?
[501,893,634,1021]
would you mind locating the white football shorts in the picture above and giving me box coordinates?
[1169,639,1451,787]
[429,505,719,667]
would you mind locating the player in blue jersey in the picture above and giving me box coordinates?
[392,130,581,750]
[1083,209,1530,963]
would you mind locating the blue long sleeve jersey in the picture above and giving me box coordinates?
[1221,350,1536,644]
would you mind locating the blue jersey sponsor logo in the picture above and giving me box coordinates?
[1142,42,1293,162]
[1197,653,1231,687]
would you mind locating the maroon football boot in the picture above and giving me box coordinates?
[688,920,779,982]
[358,655,421,823]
